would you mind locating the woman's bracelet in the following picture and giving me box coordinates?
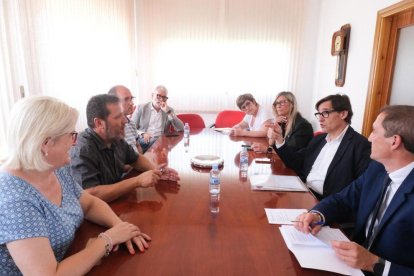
[98,232,113,257]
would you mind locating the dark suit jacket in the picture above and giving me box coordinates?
[314,161,414,274]
[273,126,371,198]
[284,113,313,153]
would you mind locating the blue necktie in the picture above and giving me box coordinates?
[363,175,392,249]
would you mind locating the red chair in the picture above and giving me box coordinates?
[177,113,206,129]
[313,130,325,136]
[213,110,245,128]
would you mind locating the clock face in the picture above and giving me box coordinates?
[334,35,342,52]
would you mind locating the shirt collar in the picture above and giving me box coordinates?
[86,128,113,150]
[326,125,349,143]
[388,161,414,186]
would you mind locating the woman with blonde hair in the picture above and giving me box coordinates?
[0,96,150,275]
[252,91,313,153]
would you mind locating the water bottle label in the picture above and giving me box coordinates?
[210,177,220,185]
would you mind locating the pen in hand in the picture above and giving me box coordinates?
[291,220,324,227]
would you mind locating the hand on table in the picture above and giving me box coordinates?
[104,222,151,254]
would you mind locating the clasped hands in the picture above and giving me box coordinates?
[103,221,151,254]
[294,212,379,272]
[265,120,284,145]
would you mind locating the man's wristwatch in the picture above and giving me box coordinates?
[373,257,385,275]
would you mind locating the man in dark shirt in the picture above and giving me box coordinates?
[70,94,179,202]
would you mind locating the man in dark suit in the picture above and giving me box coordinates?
[295,105,414,275]
[270,94,371,199]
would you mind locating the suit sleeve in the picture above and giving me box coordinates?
[286,119,313,153]
[167,108,184,131]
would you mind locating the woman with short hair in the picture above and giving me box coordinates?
[231,93,273,137]
[0,96,150,275]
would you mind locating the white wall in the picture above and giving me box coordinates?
[308,0,401,132]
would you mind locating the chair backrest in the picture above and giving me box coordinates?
[313,130,325,136]
[177,113,206,129]
[214,110,245,128]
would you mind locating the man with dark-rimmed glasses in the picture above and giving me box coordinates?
[270,94,371,200]
[131,85,184,152]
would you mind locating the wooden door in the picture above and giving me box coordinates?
[362,0,414,136]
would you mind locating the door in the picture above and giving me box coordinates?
[362,1,414,136]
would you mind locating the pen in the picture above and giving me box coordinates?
[291,220,324,227]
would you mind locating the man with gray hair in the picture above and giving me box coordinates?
[131,85,184,152]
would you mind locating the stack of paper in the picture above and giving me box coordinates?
[264,208,307,224]
[279,225,364,275]
[250,174,308,192]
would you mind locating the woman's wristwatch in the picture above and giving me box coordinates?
[266,146,273,153]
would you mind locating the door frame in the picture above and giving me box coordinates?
[362,0,414,136]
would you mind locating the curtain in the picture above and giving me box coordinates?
[0,1,25,159]
[0,0,136,133]
[136,0,305,113]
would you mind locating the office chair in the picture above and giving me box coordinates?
[177,113,206,129]
[212,110,245,128]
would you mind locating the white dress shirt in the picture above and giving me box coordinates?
[146,105,163,137]
[306,125,349,195]
[242,105,272,131]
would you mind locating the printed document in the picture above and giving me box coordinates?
[265,208,307,224]
[250,174,308,191]
[279,225,364,275]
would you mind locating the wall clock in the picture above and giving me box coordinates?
[331,24,351,87]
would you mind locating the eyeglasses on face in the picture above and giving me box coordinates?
[314,110,338,119]
[156,94,168,101]
[241,101,252,111]
[122,96,135,103]
[273,100,289,107]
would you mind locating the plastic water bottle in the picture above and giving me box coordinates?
[209,164,221,195]
[210,193,220,214]
[240,146,249,175]
[184,123,190,139]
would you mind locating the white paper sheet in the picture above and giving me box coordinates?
[264,208,307,224]
[250,174,308,192]
[214,127,232,135]
[279,225,364,275]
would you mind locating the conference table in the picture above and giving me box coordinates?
[67,128,340,275]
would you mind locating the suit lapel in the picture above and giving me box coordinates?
[372,168,414,244]
[326,127,352,177]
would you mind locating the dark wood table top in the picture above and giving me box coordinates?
[67,128,338,275]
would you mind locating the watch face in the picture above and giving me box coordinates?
[334,35,342,52]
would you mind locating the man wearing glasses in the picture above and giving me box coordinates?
[269,94,371,200]
[131,85,184,152]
